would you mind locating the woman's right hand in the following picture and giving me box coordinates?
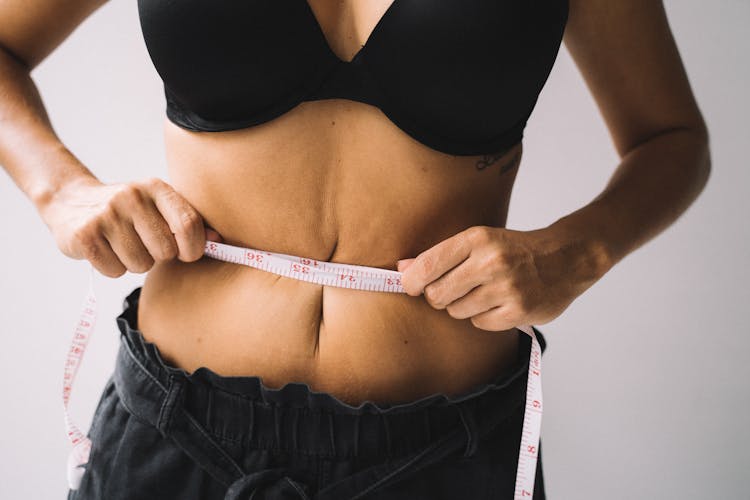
[37,175,223,278]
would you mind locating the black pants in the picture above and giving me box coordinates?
[68,286,547,499]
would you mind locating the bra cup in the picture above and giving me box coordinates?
[136,0,569,155]
[361,0,569,148]
[137,0,338,124]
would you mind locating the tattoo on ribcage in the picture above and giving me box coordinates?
[475,150,521,174]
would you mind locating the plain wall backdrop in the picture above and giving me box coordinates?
[1,1,747,498]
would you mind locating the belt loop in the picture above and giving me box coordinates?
[246,402,256,449]
[328,412,336,457]
[205,389,214,431]
[424,409,432,443]
[456,404,479,458]
[381,414,392,458]
[157,374,185,438]
[353,414,360,458]
[274,405,282,447]
[292,410,300,451]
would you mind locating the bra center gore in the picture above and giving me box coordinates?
[303,0,400,64]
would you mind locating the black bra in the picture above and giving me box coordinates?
[137,0,568,156]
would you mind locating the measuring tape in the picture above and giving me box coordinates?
[63,240,543,498]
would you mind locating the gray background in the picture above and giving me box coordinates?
[1,1,747,498]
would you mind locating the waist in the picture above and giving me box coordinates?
[136,248,523,406]
[114,297,537,462]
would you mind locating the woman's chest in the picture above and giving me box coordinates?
[138,0,568,156]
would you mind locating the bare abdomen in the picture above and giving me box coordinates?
[136,99,524,405]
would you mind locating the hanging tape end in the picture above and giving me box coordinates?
[66,443,90,490]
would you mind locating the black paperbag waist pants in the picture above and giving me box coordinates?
[67,286,547,499]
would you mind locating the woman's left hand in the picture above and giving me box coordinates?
[396,225,600,332]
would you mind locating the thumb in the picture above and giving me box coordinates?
[396,258,416,272]
[205,226,224,243]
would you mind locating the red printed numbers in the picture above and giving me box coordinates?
[291,263,310,274]
[246,251,264,263]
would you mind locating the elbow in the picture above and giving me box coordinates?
[644,118,712,202]
[657,118,713,198]
[689,119,712,198]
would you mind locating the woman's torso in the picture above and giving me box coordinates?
[137,1,532,406]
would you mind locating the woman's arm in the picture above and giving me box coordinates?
[0,0,217,277]
[0,0,108,206]
[548,0,711,275]
[397,0,711,331]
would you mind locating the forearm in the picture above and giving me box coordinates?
[0,45,98,212]
[544,126,711,286]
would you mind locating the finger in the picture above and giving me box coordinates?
[396,258,414,273]
[396,258,415,272]
[130,198,179,262]
[422,257,488,309]
[102,217,155,274]
[400,227,477,296]
[205,226,223,243]
[81,234,128,278]
[469,305,515,332]
[145,178,206,262]
[444,283,503,319]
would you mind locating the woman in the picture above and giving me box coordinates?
[0,0,710,499]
